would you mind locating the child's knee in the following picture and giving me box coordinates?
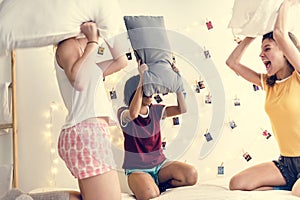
[186,167,198,185]
[135,187,160,200]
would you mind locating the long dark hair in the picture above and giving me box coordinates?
[262,31,300,87]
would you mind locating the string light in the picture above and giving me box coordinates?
[44,101,66,187]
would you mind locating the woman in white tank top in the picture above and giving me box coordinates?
[55,21,127,200]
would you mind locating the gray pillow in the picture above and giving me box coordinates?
[1,189,69,200]
[124,16,184,96]
[29,191,69,200]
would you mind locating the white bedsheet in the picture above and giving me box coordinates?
[29,179,299,200]
[121,179,299,200]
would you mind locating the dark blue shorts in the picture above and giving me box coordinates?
[273,156,300,190]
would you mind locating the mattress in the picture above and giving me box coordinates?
[121,178,299,200]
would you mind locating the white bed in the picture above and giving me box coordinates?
[121,178,299,200]
[29,185,300,200]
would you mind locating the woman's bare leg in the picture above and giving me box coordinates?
[68,191,81,200]
[292,178,300,197]
[229,162,286,191]
[78,170,121,200]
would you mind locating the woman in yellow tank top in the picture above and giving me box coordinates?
[226,0,300,197]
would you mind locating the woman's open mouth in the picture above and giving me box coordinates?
[263,60,271,71]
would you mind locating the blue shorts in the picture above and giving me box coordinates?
[273,156,300,190]
[125,159,169,185]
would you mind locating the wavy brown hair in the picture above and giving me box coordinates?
[262,31,300,87]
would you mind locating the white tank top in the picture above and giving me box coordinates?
[54,50,116,129]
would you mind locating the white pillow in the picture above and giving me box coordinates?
[0,165,12,198]
[228,0,283,36]
[0,0,123,56]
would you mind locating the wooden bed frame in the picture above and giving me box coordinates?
[0,50,18,188]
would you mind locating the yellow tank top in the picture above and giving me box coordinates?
[262,71,300,156]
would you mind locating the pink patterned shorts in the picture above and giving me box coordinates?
[58,120,116,179]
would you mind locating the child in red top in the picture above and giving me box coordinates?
[118,61,197,200]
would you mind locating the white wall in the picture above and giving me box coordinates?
[0,0,287,193]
